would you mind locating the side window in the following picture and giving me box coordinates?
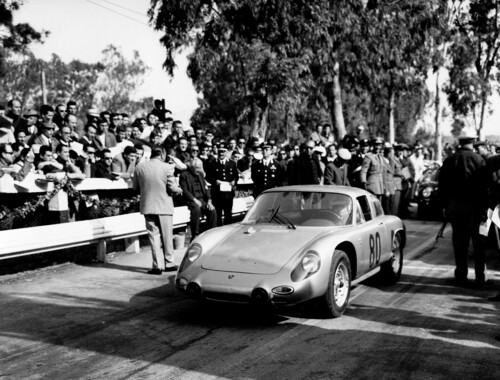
[357,196,372,221]
[372,197,384,217]
[355,200,365,224]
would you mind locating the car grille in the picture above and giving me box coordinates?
[203,291,251,303]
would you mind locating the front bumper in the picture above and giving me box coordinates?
[175,268,327,306]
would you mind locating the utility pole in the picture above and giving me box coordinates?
[41,69,47,104]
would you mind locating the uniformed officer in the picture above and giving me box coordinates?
[251,143,284,197]
[360,137,385,199]
[206,143,239,226]
[438,130,488,287]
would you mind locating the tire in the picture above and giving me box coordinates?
[322,250,351,318]
[380,232,403,284]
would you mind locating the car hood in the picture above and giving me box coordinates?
[201,224,325,274]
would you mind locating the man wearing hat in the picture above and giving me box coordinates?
[345,137,362,188]
[438,130,487,288]
[18,108,39,137]
[474,140,490,160]
[251,142,284,197]
[360,137,386,199]
[324,148,351,186]
[206,142,239,226]
[382,142,401,215]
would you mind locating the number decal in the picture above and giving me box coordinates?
[369,232,382,267]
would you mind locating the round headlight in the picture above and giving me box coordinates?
[422,188,432,198]
[187,243,202,262]
[301,251,321,274]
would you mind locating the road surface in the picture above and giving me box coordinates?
[1,219,499,379]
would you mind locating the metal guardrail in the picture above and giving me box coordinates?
[0,196,254,262]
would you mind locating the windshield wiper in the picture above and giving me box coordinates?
[268,205,296,229]
[274,212,296,229]
[268,205,282,224]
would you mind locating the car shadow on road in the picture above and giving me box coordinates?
[2,278,500,379]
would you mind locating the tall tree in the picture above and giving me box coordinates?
[0,52,103,116]
[149,0,368,140]
[0,0,45,78]
[445,0,500,139]
[92,45,150,112]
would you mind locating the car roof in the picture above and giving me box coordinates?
[262,185,369,198]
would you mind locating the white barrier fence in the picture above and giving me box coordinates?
[0,196,254,262]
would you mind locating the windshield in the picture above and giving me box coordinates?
[243,191,353,227]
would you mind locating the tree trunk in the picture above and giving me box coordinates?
[434,69,443,163]
[388,88,395,144]
[250,101,269,142]
[332,55,346,140]
[478,90,487,140]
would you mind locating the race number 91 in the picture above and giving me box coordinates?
[369,232,381,267]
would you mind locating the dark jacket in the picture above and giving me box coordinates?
[289,153,320,185]
[324,159,350,186]
[206,159,239,199]
[251,158,284,196]
[438,146,487,207]
[179,168,210,203]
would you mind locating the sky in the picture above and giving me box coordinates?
[12,0,500,137]
[16,0,198,126]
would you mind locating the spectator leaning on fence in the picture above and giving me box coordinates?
[111,145,137,180]
[93,149,119,180]
[0,143,35,181]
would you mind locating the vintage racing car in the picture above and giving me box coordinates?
[175,185,406,317]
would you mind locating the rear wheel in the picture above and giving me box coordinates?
[380,232,403,284]
[322,250,351,318]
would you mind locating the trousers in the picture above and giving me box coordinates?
[144,214,174,270]
[447,199,486,283]
[188,199,217,238]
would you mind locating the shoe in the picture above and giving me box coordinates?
[474,280,491,290]
[446,278,470,288]
[147,268,162,275]
[164,265,179,272]
[488,293,500,302]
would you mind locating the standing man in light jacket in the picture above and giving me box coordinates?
[133,145,183,275]
[360,137,386,200]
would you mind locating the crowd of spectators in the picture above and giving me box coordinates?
[2,97,500,233]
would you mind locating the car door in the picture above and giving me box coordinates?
[355,195,390,275]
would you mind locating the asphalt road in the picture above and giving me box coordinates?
[1,218,500,379]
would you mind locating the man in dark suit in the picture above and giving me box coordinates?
[438,131,487,288]
[179,158,217,239]
[207,143,239,226]
[251,143,284,197]
[133,145,183,274]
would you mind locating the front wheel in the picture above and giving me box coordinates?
[380,232,403,284]
[322,250,351,318]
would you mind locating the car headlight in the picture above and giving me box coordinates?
[291,250,321,281]
[187,243,202,262]
[422,188,432,198]
[302,252,321,273]
[179,243,203,272]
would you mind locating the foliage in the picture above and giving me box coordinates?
[444,0,500,136]
[150,0,452,143]
[92,45,150,112]
[0,45,152,119]
[0,0,46,78]
[0,51,104,115]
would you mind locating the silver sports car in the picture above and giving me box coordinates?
[176,185,406,317]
